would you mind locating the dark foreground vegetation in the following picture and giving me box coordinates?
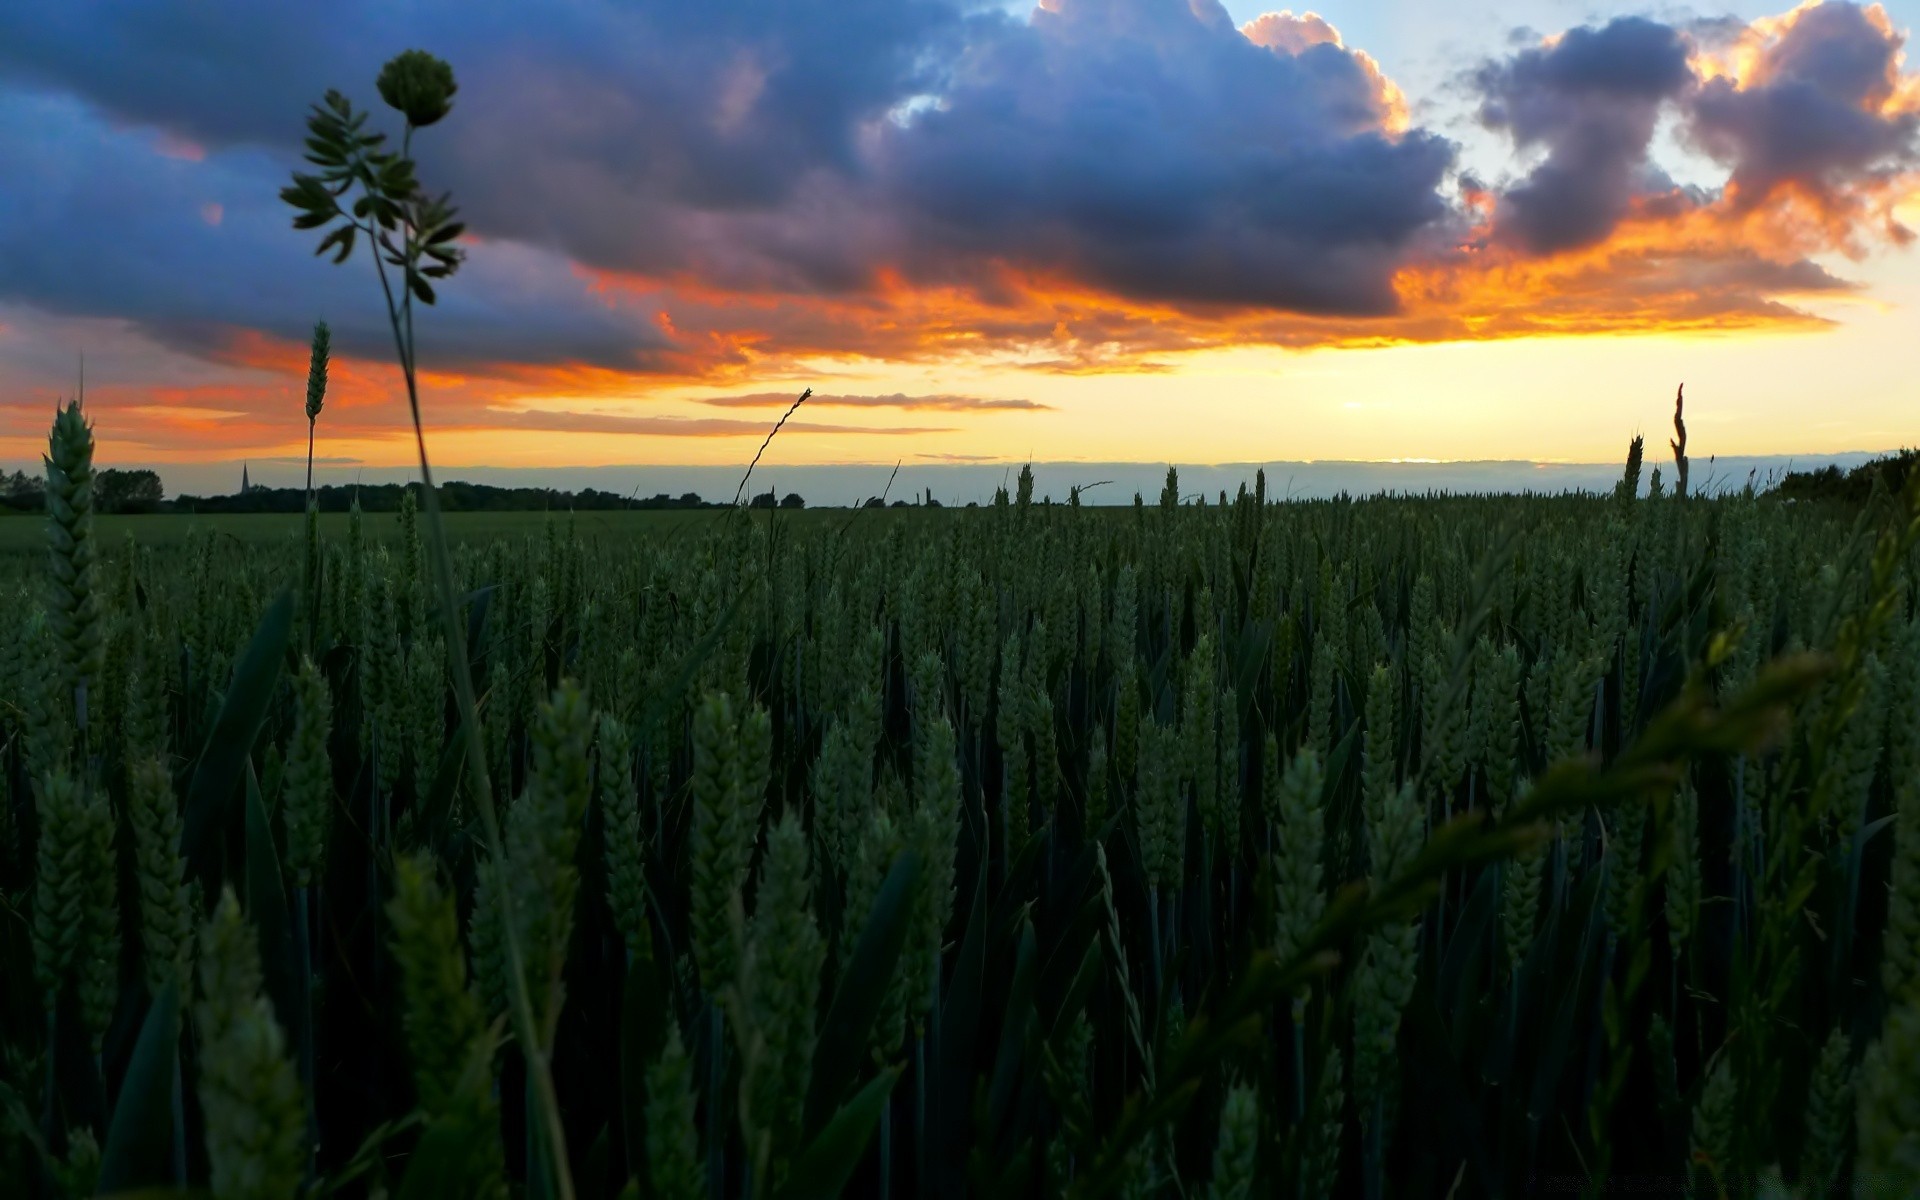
[3,407,1919,1198]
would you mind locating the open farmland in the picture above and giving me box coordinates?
[3,420,1919,1197]
[0,510,789,554]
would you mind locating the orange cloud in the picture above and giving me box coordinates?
[702,392,1050,412]
[4,0,1917,479]
[1240,11,1409,132]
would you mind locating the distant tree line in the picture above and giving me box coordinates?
[3,467,165,514]
[0,474,744,516]
[173,481,731,514]
[746,490,808,510]
[1775,449,1917,505]
[9,454,1915,516]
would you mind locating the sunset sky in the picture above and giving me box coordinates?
[1,0,1917,495]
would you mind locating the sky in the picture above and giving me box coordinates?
[1,0,1917,499]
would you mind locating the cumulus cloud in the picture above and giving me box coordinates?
[0,0,1456,321]
[1685,0,1920,235]
[871,0,1454,314]
[0,89,684,374]
[1473,17,1696,254]
[0,0,1914,434]
[1470,2,1920,262]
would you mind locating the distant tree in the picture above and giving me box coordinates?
[780,492,805,509]
[679,492,704,507]
[891,499,909,508]
[1777,449,1917,504]
[864,497,886,509]
[749,490,777,510]
[2,468,42,499]
[96,468,165,513]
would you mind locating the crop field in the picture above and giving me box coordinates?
[3,403,1920,1199]
[0,510,756,554]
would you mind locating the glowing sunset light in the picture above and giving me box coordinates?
[0,0,1917,489]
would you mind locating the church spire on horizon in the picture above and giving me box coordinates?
[242,462,251,494]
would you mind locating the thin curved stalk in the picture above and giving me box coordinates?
[363,213,577,1200]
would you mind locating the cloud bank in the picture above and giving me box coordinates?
[0,0,1916,454]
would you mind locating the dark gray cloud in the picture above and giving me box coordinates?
[1471,3,1920,258]
[0,0,1458,328]
[0,88,680,373]
[1474,17,1696,254]
[477,408,952,438]
[870,0,1456,313]
[1684,2,1919,213]
[0,0,1913,378]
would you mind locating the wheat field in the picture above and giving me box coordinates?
[3,407,1918,1198]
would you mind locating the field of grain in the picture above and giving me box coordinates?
[4,404,1919,1198]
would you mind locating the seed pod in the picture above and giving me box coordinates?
[52,1128,100,1198]
[689,690,769,997]
[598,713,649,963]
[32,770,119,1051]
[1086,724,1110,831]
[198,1007,305,1200]
[1360,664,1396,873]
[1136,717,1183,893]
[467,859,508,1021]
[998,630,1031,858]
[365,575,405,797]
[508,681,594,1033]
[843,809,911,1063]
[283,657,334,889]
[304,320,330,424]
[647,1020,706,1200]
[485,652,513,802]
[1602,803,1645,941]
[1271,742,1325,970]
[1351,913,1417,1143]
[1302,1049,1345,1197]
[125,635,171,763]
[1666,777,1701,961]
[407,635,444,805]
[734,813,824,1179]
[1800,1028,1851,1195]
[1502,783,1546,974]
[128,755,193,999]
[45,400,102,737]
[196,888,305,1200]
[397,487,423,642]
[1204,1083,1258,1200]
[22,614,74,778]
[1856,1003,1920,1197]
[1366,779,1422,887]
[910,711,962,1027]
[389,852,495,1117]
[1028,672,1060,825]
[1183,634,1220,845]
[1690,1054,1738,1197]
[344,495,366,652]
